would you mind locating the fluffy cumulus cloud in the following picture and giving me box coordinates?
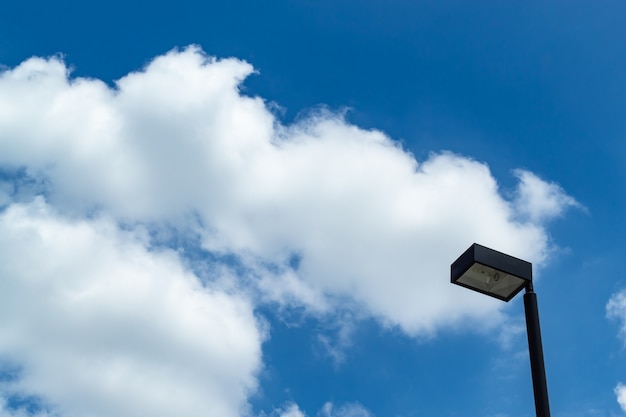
[0,199,263,417]
[513,169,581,223]
[0,46,579,416]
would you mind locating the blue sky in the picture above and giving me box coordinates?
[0,1,625,417]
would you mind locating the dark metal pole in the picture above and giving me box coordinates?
[523,285,551,417]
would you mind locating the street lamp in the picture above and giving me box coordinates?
[451,243,551,417]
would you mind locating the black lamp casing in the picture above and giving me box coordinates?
[451,243,532,302]
[450,243,550,416]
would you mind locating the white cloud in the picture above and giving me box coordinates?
[513,169,581,223]
[319,402,372,417]
[606,290,626,343]
[269,402,370,417]
[0,198,263,417]
[606,292,626,413]
[0,46,579,339]
[0,47,581,416]
[275,403,307,417]
[616,383,626,413]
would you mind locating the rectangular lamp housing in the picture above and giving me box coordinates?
[451,243,532,302]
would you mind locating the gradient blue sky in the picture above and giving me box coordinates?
[0,2,625,417]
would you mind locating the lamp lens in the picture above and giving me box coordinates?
[456,263,526,299]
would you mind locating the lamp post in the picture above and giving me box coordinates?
[451,243,551,417]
